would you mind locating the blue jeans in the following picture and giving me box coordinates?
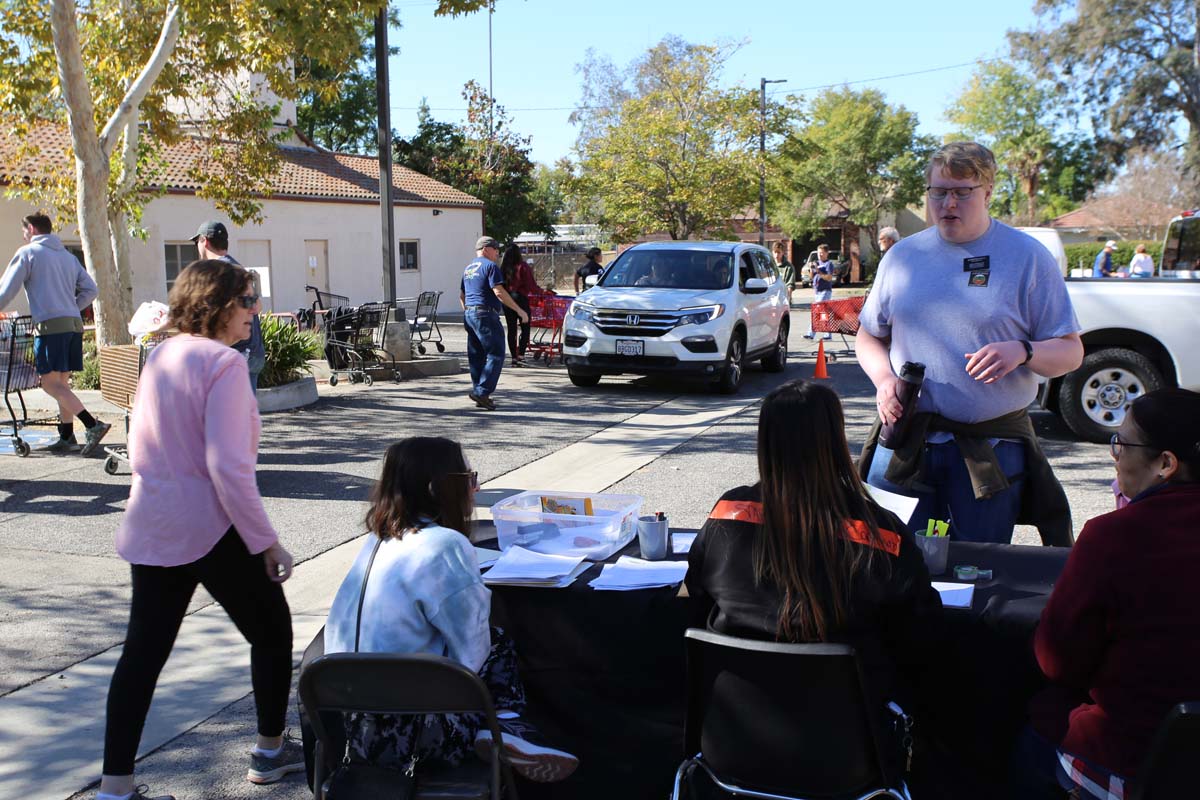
[866,439,1025,543]
[464,308,506,397]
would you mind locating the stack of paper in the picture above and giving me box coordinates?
[932,582,975,609]
[589,556,689,591]
[482,546,589,588]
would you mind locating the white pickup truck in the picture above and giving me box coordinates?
[1038,213,1200,442]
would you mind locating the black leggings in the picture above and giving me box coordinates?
[103,528,293,775]
[503,293,531,358]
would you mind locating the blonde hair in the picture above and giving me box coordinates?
[1135,244,1147,254]
[925,141,997,186]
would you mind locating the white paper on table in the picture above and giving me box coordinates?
[671,533,697,554]
[932,582,975,609]
[865,484,920,524]
[473,546,502,569]
[590,556,689,591]
[481,546,585,585]
[484,561,590,588]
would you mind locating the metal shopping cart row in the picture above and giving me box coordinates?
[1,314,56,457]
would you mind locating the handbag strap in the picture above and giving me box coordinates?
[354,537,384,653]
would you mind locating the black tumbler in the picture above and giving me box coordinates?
[879,361,925,450]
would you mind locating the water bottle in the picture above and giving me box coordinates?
[879,361,925,450]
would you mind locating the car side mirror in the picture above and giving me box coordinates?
[742,277,768,294]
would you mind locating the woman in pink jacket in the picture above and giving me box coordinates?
[98,260,298,800]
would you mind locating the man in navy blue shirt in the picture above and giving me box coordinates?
[460,236,529,410]
[1092,240,1117,277]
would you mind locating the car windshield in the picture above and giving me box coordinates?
[597,250,735,290]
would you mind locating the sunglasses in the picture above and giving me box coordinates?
[1109,433,1160,460]
[235,294,260,309]
[450,470,480,488]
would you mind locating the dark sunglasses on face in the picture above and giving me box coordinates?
[235,294,260,309]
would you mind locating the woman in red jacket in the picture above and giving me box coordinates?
[1016,388,1200,800]
[499,244,538,366]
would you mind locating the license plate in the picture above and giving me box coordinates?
[615,339,644,356]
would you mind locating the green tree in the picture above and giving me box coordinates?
[532,158,598,225]
[394,86,555,243]
[773,86,932,262]
[295,15,400,155]
[0,0,490,345]
[946,61,1056,224]
[572,37,784,242]
[1011,1,1200,178]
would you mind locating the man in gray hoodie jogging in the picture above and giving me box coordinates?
[0,213,110,455]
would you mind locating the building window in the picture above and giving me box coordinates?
[398,240,419,271]
[164,242,199,292]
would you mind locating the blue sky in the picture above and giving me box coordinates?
[386,0,1042,165]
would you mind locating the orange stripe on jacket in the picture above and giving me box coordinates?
[708,501,900,556]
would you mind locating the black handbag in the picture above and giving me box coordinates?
[323,538,425,799]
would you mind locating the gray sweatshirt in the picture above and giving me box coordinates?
[0,234,98,333]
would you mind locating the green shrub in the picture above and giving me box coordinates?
[71,331,100,390]
[258,315,322,389]
[1063,240,1162,274]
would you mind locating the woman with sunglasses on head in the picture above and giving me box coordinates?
[99,260,297,800]
[324,437,578,782]
[1015,388,1200,800]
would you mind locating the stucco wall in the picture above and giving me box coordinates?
[0,193,483,318]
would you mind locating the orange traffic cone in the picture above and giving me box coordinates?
[814,339,829,379]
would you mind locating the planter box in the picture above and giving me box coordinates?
[257,375,318,413]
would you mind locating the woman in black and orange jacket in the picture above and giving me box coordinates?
[685,379,944,710]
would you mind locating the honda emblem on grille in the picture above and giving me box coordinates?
[625,314,640,326]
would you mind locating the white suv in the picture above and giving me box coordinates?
[562,241,791,393]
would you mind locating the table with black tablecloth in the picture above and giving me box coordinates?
[485,536,1070,800]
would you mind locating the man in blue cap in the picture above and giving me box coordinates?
[460,235,528,410]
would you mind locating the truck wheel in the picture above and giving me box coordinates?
[714,332,745,394]
[761,320,789,373]
[568,370,601,387]
[1058,347,1163,443]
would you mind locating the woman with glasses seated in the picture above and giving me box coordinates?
[1015,388,1200,800]
[99,260,297,800]
[324,437,578,782]
[685,379,943,716]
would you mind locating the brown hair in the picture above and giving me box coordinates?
[925,140,997,186]
[366,437,474,541]
[754,379,890,642]
[21,214,52,234]
[1130,388,1200,481]
[168,259,252,339]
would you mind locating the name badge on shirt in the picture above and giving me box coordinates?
[963,256,990,272]
[968,270,990,287]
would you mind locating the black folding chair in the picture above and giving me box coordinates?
[299,652,517,800]
[1128,702,1200,800]
[671,628,911,800]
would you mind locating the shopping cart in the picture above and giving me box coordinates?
[98,333,170,475]
[525,292,573,365]
[301,285,350,330]
[1,314,57,457]
[321,302,400,386]
[810,295,867,361]
[395,290,445,356]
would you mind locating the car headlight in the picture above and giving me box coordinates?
[570,302,595,323]
[677,304,724,327]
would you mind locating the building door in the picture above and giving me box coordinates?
[305,239,329,295]
[238,239,272,312]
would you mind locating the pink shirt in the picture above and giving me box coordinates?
[117,334,277,566]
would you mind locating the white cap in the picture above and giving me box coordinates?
[1105,240,1118,249]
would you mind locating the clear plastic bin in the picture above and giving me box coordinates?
[490,490,643,561]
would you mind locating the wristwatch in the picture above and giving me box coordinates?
[1020,340,1034,365]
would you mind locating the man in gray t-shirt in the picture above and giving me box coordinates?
[857,141,1083,543]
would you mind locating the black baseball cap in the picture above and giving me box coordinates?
[190,221,228,243]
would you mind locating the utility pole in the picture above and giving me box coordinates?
[487,0,495,138]
[375,6,396,304]
[759,77,786,246]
